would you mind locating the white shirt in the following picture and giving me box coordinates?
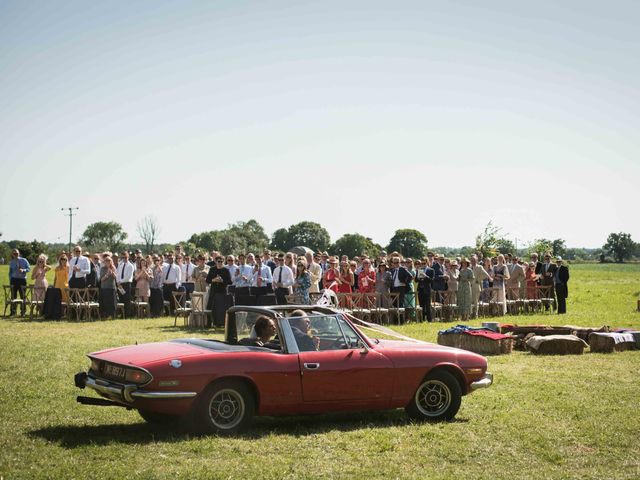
[162,263,182,286]
[251,265,273,287]
[273,265,294,288]
[234,264,254,287]
[116,261,135,283]
[181,262,196,283]
[68,255,91,280]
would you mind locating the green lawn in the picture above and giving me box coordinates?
[1,264,639,479]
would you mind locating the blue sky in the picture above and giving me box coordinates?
[1,1,638,248]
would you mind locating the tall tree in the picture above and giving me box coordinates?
[80,221,127,252]
[269,228,289,252]
[219,220,269,255]
[137,215,161,254]
[528,238,554,257]
[475,221,512,258]
[332,234,381,259]
[603,232,637,263]
[387,229,428,259]
[188,231,222,252]
[286,222,331,253]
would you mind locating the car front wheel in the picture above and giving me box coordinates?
[195,379,255,435]
[406,370,462,422]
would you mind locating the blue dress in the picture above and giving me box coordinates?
[295,272,312,304]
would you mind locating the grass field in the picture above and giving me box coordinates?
[1,264,639,479]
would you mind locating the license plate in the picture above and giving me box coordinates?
[103,363,126,381]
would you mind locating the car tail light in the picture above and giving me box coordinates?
[125,369,152,385]
[90,358,101,373]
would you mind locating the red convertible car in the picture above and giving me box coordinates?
[75,305,493,434]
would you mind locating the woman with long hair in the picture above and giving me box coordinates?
[54,255,70,304]
[31,254,50,302]
[293,260,312,304]
[338,261,354,294]
[134,258,153,302]
[99,255,118,318]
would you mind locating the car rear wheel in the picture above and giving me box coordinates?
[195,379,255,435]
[405,370,462,422]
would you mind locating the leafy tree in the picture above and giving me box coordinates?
[286,222,331,253]
[137,215,161,254]
[269,228,289,252]
[475,221,514,258]
[268,222,331,253]
[80,221,128,252]
[219,220,269,255]
[188,231,222,252]
[332,234,381,259]
[387,229,428,259]
[528,238,554,258]
[6,239,48,264]
[551,238,566,258]
[603,232,637,263]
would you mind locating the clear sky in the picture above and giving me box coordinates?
[1,1,638,249]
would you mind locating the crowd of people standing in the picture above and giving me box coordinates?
[6,245,570,321]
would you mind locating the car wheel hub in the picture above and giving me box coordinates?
[209,389,245,429]
[416,379,451,416]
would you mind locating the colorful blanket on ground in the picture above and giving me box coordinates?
[439,325,512,341]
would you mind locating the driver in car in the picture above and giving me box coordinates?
[288,310,320,351]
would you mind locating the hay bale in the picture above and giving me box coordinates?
[588,332,637,353]
[564,325,609,342]
[437,332,513,355]
[525,334,588,355]
[437,333,461,349]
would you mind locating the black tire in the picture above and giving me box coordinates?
[405,370,462,422]
[138,409,181,425]
[194,379,255,435]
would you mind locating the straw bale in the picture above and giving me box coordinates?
[588,332,636,353]
[437,332,513,355]
[525,334,588,355]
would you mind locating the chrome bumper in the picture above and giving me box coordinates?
[470,372,493,391]
[78,373,197,403]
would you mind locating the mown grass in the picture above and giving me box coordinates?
[1,264,639,479]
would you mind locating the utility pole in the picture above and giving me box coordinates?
[61,207,79,253]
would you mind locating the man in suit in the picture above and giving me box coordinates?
[531,253,543,284]
[554,256,570,314]
[431,254,448,303]
[470,255,489,318]
[540,253,557,310]
[416,260,435,322]
[506,255,526,300]
[389,256,414,308]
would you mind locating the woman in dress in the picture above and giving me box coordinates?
[457,258,475,321]
[491,254,510,315]
[338,261,354,294]
[54,255,70,303]
[293,260,312,304]
[134,258,152,302]
[193,254,210,293]
[31,254,50,302]
[375,261,392,307]
[323,257,341,292]
[99,255,118,318]
[403,258,417,314]
[149,257,165,317]
[357,258,376,294]
[445,259,459,305]
[525,262,539,299]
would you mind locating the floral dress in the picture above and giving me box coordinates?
[294,271,312,304]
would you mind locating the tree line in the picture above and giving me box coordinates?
[0,221,637,265]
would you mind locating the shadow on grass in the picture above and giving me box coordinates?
[30,411,469,448]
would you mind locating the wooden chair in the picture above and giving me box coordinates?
[172,291,191,326]
[189,292,211,328]
[350,293,372,321]
[66,288,88,321]
[506,286,525,315]
[372,292,390,325]
[385,292,405,325]
[3,284,26,317]
[86,288,101,321]
[539,286,556,313]
[24,285,41,319]
[133,288,150,318]
[440,290,458,322]
[430,291,444,322]
[285,294,304,305]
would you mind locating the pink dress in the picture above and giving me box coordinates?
[32,267,48,301]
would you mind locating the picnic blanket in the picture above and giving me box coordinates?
[439,325,512,341]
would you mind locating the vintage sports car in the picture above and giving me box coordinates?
[75,305,493,434]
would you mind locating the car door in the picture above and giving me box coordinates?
[293,314,394,405]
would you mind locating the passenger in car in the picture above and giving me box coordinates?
[289,310,319,351]
[238,316,279,349]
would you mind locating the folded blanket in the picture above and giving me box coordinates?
[595,332,635,344]
[526,334,588,353]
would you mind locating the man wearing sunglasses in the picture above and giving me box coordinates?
[206,257,232,327]
[8,249,30,316]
